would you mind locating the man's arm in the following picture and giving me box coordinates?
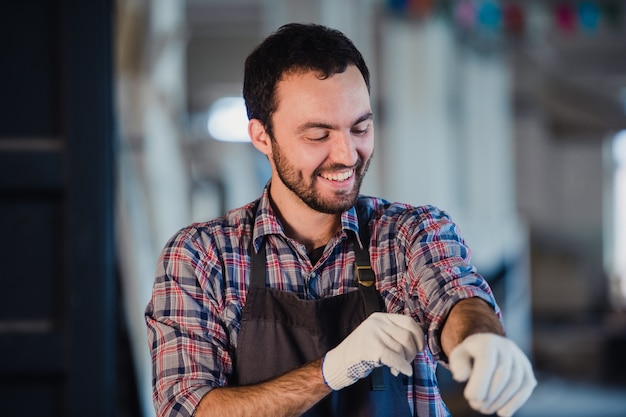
[195,359,330,417]
[440,297,504,357]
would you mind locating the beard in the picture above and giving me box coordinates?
[271,140,371,214]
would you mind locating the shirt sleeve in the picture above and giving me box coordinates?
[145,227,231,417]
[401,206,502,362]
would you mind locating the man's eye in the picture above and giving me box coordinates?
[308,134,329,141]
[352,125,370,135]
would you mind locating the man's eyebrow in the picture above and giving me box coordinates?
[296,122,334,133]
[353,112,374,125]
[295,112,374,133]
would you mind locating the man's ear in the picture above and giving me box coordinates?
[248,119,272,156]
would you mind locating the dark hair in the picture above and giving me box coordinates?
[243,23,370,136]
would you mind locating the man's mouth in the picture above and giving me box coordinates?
[319,169,355,182]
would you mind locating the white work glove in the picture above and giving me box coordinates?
[322,312,424,391]
[449,333,537,417]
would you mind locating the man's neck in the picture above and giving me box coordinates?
[268,190,342,253]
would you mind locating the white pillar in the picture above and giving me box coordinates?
[379,18,459,212]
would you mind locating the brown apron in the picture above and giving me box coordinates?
[231,207,413,416]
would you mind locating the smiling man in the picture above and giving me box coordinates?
[146,23,536,417]
[249,65,374,250]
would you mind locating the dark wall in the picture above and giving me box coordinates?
[0,1,117,416]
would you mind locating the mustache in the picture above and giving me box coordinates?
[314,160,364,176]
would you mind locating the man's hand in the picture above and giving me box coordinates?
[322,312,425,390]
[449,333,537,417]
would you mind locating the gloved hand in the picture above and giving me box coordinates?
[322,312,425,390]
[449,333,537,417]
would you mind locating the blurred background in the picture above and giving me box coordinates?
[1,0,626,416]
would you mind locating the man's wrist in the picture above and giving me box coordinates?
[440,297,504,357]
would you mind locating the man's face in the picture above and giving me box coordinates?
[267,65,374,214]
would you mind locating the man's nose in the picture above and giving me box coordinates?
[331,131,358,166]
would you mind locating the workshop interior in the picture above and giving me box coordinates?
[1,1,626,416]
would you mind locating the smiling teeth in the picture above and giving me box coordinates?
[321,169,354,181]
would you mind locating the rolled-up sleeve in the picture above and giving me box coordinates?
[402,206,501,362]
[145,227,231,417]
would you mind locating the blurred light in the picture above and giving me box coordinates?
[578,1,600,33]
[455,0,476,31]
[614,130,626,163]
[207,97,250,142]
[478,1,502,31]
[611,130,626,307]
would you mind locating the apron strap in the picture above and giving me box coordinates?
[354,204,386,391]
[248,199,267,289]
[249,238,267,289]
[354,204,383,316]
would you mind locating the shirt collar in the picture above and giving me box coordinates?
[251,183,364,252]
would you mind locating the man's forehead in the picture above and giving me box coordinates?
[272,66,370,124]
[276,67,368,100]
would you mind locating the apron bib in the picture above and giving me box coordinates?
[232,208,412,416]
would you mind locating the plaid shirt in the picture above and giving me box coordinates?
[145,186,500,417]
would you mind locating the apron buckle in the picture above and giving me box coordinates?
[355,262,375,287]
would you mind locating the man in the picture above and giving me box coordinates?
[146,23,536,417]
